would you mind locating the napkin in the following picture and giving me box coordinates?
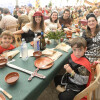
[48,51,62,61]
[3,50,20,59]
[42,48,56,56]
[42,48,62,61]
[55,43,71,52]
[20,49,34,57]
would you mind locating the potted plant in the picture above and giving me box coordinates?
[46,30,65,44]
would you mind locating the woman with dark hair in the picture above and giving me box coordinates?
[45,10,61,33]
[82,13,100,63]
[13,11,45,43]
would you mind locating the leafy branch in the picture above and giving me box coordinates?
[46,30,65,39]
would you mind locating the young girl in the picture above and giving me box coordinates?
[0,31,15,54]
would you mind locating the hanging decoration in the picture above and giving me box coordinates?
[84,0,100,5]
[35,0,40,8]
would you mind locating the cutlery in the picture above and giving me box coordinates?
[28,61,54,81]
[0,87,12,99]
[40,61,54,68]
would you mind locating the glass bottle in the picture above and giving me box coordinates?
[40,32,46,50]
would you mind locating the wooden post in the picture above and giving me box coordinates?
[16,0,18,5]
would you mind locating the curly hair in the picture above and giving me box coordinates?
[31,16,45,32]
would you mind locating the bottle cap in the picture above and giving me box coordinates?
[22,38,25,41]
[62,24,64,27]
[41,32,43,35]
[35,34,37,37]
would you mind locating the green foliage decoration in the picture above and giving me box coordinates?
[46,30,65,40]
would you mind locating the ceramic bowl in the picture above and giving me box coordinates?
[5,72,19,85]
[33,51,42,59]
[76,28,80,33]
[0,93,6,100]
[0,57,7,68]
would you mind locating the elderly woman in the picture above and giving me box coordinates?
[13,11,45,43]
[45,10,61,33]
[82,13,100,63]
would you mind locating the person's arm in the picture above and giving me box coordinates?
[57,22,61,30]
[0,18,5,29]
[64,64,90,85]
[13,29,24,35]
[44,20,50,34]
[13,23,30,35]
[18,17,22,26]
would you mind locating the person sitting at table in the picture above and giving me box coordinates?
[0,31,15,54]
[93,9,100,25]
[82,13,100,63]
[59,9,72,28]
[45,10,61,33]
[17,9,30,30]
[13,11,45,43]
[54,37,91,100]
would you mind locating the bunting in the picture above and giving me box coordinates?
[35,0,40,8]
[84,0,100,5]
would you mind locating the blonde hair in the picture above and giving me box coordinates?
[0,30,15,43]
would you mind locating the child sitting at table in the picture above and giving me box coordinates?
[0,30,15,54]
[54,37,91,100]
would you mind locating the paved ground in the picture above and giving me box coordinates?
[37,80,59,100]
[37,68,65,100]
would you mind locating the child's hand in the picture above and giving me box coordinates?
[64,64,73,73]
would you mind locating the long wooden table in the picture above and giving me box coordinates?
[0,42,72,100]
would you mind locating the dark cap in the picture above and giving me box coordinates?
[86,13,97,21]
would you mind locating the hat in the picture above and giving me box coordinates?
[86,13,97,21]
[33,11,43,17]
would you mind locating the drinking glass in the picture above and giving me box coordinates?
[66,30,72,39]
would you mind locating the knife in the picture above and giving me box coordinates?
[7,63,46,80]
[0,87,12,99]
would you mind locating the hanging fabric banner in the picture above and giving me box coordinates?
[35,0,40,8]
[84,0,100,5]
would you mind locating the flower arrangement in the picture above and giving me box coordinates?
[46,30,65,40]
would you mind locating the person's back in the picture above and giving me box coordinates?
[17,10,30,29]
[0,8,17,32]
[19,14,30,25]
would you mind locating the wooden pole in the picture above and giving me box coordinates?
[16,0,18,5]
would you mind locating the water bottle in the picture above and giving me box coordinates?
[34,34,40,52]
[21,38,28,61]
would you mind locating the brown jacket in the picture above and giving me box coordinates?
[18,14,30,29]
